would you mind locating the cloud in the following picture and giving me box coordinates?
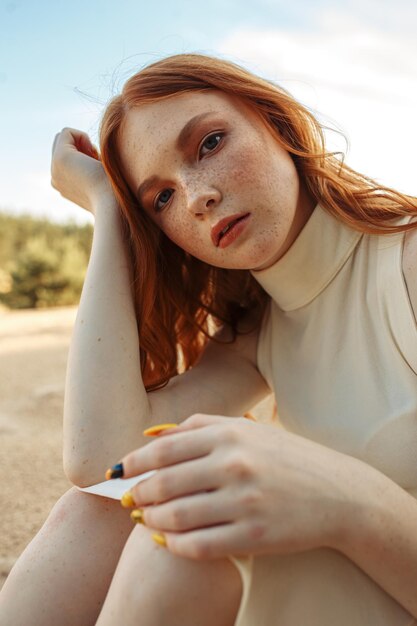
[320,0,417,38]
[216,5,417,195]
[218,14,417,103]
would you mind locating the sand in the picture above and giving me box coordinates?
[0,305,75,589]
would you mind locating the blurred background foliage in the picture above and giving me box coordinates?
[0,211,93,309]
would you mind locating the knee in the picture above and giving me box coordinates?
[42,487,130,535]
[112,525,242,624]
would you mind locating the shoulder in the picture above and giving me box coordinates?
[402,220,417,322]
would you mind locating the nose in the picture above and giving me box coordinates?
[184,181,222,217]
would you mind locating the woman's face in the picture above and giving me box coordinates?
[117,89,315,271]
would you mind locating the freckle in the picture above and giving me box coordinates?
[98,337,101,342]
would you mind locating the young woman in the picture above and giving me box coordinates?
[1,53,417,626]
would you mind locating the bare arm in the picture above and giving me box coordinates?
[333,458,417,619]
[63,200,155,487]
[50,128,164,486]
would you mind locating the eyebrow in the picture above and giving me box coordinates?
[136,111,219,204]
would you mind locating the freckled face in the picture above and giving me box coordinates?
[117,90,315,270]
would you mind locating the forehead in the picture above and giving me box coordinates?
[122,89,254,138]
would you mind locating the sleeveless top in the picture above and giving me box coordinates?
[226,203,417,626]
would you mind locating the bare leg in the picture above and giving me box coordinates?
[96,524,243,626]
[0,487,133,626]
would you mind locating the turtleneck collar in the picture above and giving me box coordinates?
[249,203,363,311]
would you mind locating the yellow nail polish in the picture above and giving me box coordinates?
[152,532,167,547]
[121,491,135,508]
[143,423,178,437]
[130,509,145,524]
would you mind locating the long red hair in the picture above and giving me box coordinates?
[98,53,417,394]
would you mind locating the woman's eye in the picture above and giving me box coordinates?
[154,188,173,212]
[199,132,224,157]
[153,133,224,212]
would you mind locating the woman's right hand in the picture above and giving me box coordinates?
[51,127,117,215]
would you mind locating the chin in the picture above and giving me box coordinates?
[193,238,281,271]
[241,238,281,271]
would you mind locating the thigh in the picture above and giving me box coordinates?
[96,524,243,626]
[0,487,134,626]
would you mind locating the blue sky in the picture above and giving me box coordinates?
[0,0,416,225]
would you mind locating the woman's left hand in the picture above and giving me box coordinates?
[119,414,357,560]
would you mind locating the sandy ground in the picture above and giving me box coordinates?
[0,305,76,590]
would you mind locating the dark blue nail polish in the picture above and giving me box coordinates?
[105,463,124,479]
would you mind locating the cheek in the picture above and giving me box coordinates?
[224,142,264,190]
[225,139,296,199]
[162,217,205,251]
[229,155,259,189]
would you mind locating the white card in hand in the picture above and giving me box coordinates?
[76,469,157,500]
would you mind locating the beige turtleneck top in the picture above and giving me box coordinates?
[228,203,417,626]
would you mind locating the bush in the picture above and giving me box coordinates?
[0,211,93,309]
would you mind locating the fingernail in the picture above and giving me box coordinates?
[143,423,178,437]
[152,532,167,547]
[121,490,135,508]
[105,463,124,480]
[130,509,145,524]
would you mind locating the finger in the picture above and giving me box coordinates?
[53,127,95,156]
[121,427,217,478]
[90,144,100,160]
[132,456,220,506]
[72,131,98,157]
[51,129,78,161]
[165,520,255,560]
[143,488,237,532]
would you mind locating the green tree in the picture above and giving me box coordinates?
[0,211,93,309]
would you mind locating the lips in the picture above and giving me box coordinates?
[211,212,251,247]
